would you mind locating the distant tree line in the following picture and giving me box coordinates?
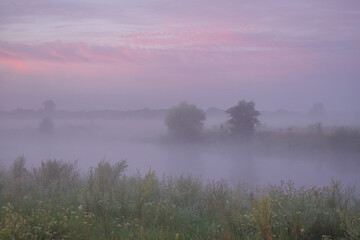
[165,100,260,140]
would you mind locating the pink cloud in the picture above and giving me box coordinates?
[0,41,141,64]
[0,47,22,57]
[0,57,27,72]
[122,25,239,49]
[0,22,358,83]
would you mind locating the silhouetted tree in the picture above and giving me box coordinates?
[165,102,206,139]
[42,100,56,116]
[308,103,325,116]
[226,100,260,137]
[39,100,56,134]
[38,117,54,134]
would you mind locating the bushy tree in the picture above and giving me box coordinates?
[38,117,54,134]
[39,100,56,134]
[226,100,260,137]
[42,100,56,116]
[308,102,325,116]
[165,102,206,139]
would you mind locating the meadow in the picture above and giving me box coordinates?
[1,157,359,240]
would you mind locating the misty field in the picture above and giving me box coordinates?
[1,108,360,239]
[0,157,360,240]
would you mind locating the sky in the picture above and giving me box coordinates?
[0,0,360,111]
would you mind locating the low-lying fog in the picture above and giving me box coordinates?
[1,113,359,188]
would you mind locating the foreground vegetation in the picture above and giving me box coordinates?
[0,158,359,239]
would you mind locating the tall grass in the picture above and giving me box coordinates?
[0,158,359,239]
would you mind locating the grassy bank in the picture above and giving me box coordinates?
[0,157,359,239]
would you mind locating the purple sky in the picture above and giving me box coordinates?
[0,0,360,111]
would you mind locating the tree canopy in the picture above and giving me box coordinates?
[38,117,55,134]
[165,102,206,139]
[42,100,56,116]
[226,100,260,137]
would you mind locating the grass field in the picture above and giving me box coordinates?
[0,157,359,239]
